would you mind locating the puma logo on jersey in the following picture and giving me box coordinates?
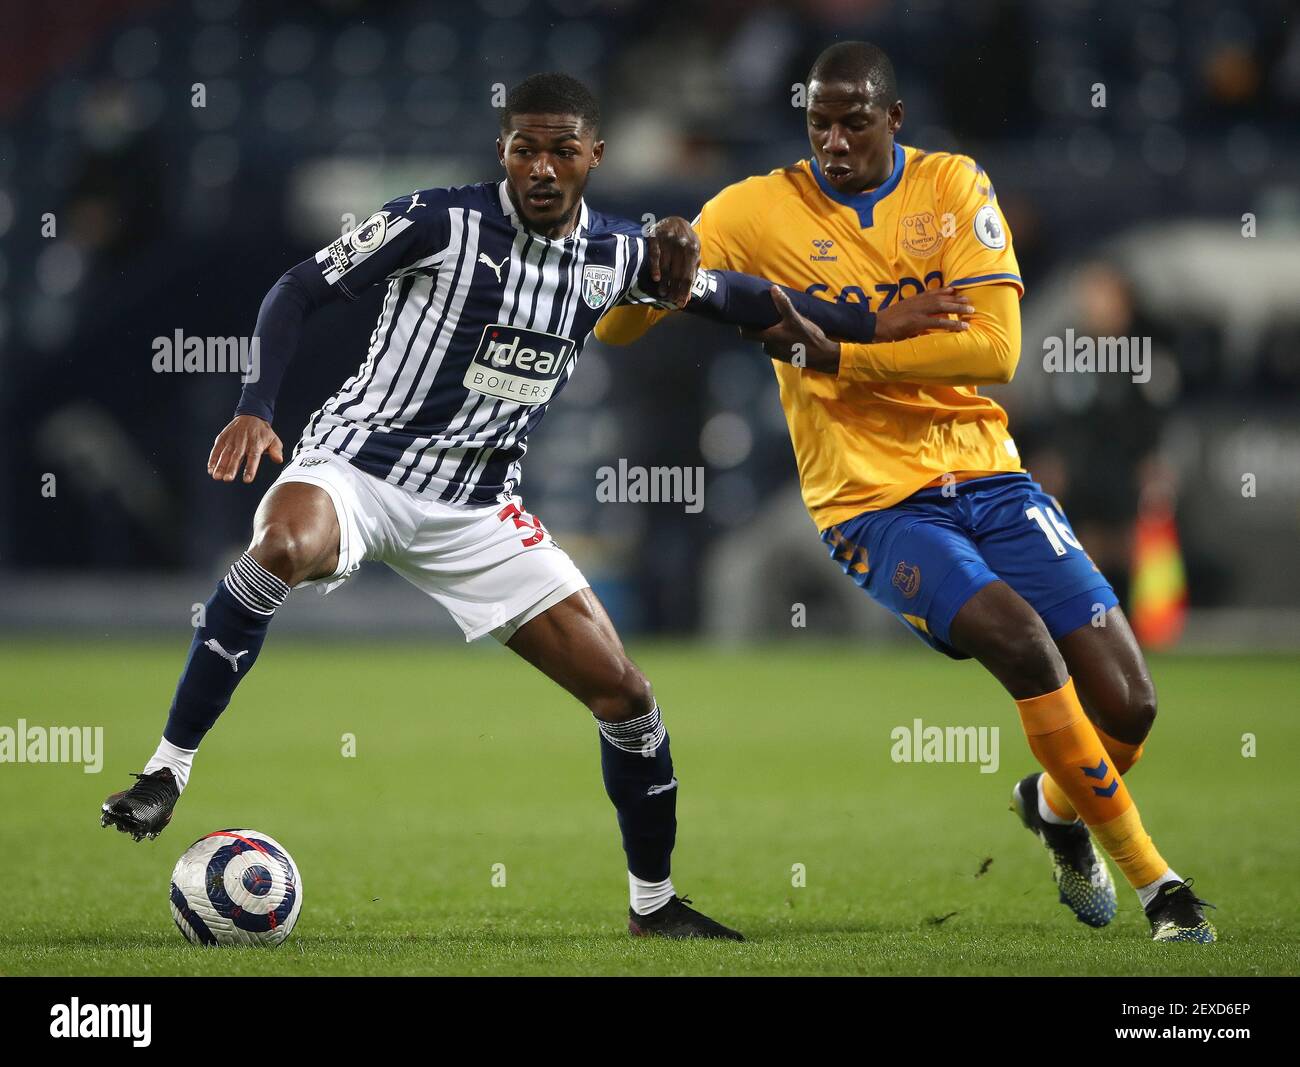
[478,252,506,283]
[646,778,678,797]
[406,191,423,213]
[204,638,249,673]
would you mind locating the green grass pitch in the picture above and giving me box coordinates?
[1,639,1296,976]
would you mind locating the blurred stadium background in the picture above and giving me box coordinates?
[2,0,1298,651]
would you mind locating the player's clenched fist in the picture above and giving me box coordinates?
[874,286,973,342]
[207,414,284,483]
[645,216,700,308]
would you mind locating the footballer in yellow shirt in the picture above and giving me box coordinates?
[598,41,1215,943]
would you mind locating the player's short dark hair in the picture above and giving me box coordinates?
[808,41,898,109]
[500,72,601,135]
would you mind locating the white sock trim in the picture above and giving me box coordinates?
[1136,868,1182,909]
[629,871,676,916]
[597,703,665,755]
[223,551,290,616]
[1037,773,1078,826]
[143,736,196,793]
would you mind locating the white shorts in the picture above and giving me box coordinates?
[273,449,589,643]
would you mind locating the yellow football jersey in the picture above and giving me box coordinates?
[596,144,1027,530]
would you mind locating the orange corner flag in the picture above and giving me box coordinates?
[1130,497,1187,649]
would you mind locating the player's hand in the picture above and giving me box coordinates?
[741,286,842,373]
[207,414,284,484]
[646,217,700,308]
[874,287,973,342]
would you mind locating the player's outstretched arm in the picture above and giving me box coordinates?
[234,263,333,424]
[745,283,1016,384]
[681,269,892,341]
[695,274,973,343]
[212,189,450,483]
[210,261,336,483]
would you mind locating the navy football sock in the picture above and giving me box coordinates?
[163,552,290,749]
[597,704,678,883]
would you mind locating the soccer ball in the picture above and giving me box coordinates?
[169,829,302,947]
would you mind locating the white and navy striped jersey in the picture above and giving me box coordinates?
[297,181,654,506]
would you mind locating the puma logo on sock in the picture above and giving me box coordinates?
[204,639,249,673]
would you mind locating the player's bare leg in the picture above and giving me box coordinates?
[246,481,342,587]
[101,481,340,841]
[948,581,1067,699]
[1058,606,1156,746]
[950,581,1213,941]
[506,588,743,940]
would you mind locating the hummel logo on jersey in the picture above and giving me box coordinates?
[810,238,837,262]
[204,639,249,673]
[477,252,506,284]
[465,324,576,406]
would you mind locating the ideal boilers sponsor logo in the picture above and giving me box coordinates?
[50,999,151,1047]
[464,324,576,405]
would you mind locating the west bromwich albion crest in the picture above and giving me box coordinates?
[581,264,615,309]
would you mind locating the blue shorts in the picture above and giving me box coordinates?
[822,473,1118,659]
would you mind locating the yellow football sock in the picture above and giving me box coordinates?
[1098,725,1146,775]
[1016,678,1168,888]
[1042,722,1147,822]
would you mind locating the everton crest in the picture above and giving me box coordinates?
[581,264,615,309]
[891,561,921,599]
